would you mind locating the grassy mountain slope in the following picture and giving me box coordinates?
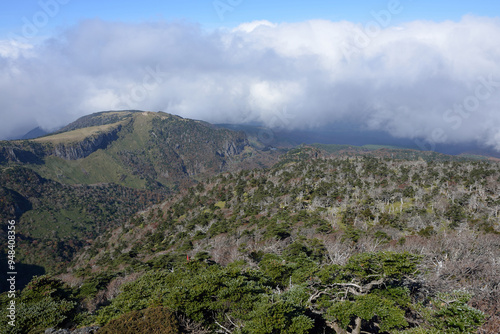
[54,110,140,133]
[0,111,281,190]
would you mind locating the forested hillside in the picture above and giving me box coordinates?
[2,147,497,333]
[0,166,166,283]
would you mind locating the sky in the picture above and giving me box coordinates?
[1,0,500,151]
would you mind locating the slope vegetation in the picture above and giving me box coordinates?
[0,166,166,278]
[51,147,500,333]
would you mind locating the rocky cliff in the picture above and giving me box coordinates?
[52,125,121,160]
[0,125,121,162]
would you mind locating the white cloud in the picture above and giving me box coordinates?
[0,40,33,58]
[233,20,277,33]
[1,16,500,151]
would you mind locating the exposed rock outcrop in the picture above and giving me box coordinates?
[0,126,121,162]
[0,145,45,164]
[216,137,248,157]
[52,126,121,160]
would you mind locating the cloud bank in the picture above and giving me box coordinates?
[1,16,500,150]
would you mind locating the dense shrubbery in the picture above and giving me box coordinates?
[69,150,500,332]
[0,248,490,333]
[0,276,77,334]
[97,307,180,334]
[2,148,499,332]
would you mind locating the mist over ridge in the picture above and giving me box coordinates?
[1,16,500,152]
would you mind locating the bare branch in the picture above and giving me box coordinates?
[214,319,232,334]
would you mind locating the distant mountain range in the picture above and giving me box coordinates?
[218,122,500,159]
[18,114,500,159]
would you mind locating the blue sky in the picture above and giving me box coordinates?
[1,0,500,39]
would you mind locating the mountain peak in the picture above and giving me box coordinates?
[21,126,49,140]
[0,110,279,189]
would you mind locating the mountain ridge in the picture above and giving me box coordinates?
[0,110,280,281]
[0,110,281,190]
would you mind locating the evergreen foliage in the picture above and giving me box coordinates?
[1,124,499,333]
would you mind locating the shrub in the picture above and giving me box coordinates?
[244,299,314,334]
[98,307,180,334]
[0,276,77,334]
